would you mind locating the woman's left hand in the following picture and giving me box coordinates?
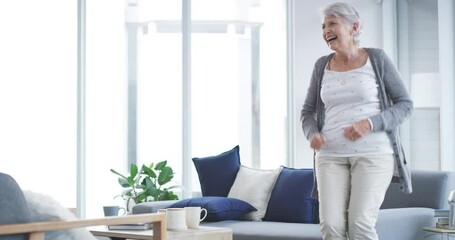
[344,119,372,141]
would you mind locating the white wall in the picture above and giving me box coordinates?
[293,0,383,167]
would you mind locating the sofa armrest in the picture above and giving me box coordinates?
[377,207,435,240]
[382,170,455,209]
[132,200,179,214]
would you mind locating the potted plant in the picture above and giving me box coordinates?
[110,160,179,211]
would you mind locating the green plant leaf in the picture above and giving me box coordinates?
[135,190,147,203]
[157,166,173,185]
[160,190,179,201]
[154,160,167,171]
[110,169,127,179]
[138,175,150,189]
[136,183,146,189]
[130,164,138,178]
[112,160,181,202]
[146,178,161,200]
[127,176,135,185]
[142,165,157,178]
[121,188,134,197]
[117,177,131,188]
[163,185,180,190]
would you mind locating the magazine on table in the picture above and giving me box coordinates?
[108,222,152,230]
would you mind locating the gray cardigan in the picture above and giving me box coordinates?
[301,48,414,197]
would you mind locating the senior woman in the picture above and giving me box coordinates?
[300,2,413,240]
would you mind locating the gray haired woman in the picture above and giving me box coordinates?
[300,2,413,240]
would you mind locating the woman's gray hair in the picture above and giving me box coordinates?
[323,2,362,46]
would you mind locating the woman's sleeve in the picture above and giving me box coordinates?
[301,60,322,140]
[369,51,414,132]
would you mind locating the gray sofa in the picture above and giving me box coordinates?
[133,170,455,240]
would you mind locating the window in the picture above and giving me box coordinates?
[0,0,77,207]
[190,0,288,192]
[397,0,442,170]
[1,0,288,218]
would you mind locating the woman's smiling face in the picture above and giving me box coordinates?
[322,16,354,51]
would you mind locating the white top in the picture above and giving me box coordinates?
[318,59,393,157]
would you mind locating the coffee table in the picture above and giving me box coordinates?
[423,226,455,240]
[90,226,233,240]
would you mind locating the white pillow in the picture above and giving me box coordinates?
[22,190,97,240]
[227,165,281,221]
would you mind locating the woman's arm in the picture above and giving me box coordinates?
[369,50,413,132]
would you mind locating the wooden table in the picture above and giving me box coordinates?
[90,226,233,240]
[423,227,455,240]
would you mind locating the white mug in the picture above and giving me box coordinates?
[185,206,207,228]
[158,208,187,231]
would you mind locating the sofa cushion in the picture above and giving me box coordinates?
[228,165,281,221]
[201,220,322,240]
[376,207,435,240]
[192,145,241,197]
[168,196,257,222]
[264,167,318,223]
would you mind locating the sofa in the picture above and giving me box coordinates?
[133,169,455,240]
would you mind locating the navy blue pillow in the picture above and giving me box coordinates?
[168,196,256,222]
[263,167,319,223]
[192,146,241,197]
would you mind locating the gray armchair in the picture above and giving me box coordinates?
[0,172,166,240]
[0,172,33,240]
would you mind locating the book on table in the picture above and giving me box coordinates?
[434,209,450,229]
[108,222,152,230]
[438,217,449,225]
[436,218,449,229]
[434,209,450,218]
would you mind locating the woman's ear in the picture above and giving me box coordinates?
[351,22,359,35]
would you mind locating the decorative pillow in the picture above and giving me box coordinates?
[227,165,281,221]
[168,196,256,222]
[192,145,241,197]
[263,167,319,223]
[22,190,97,240]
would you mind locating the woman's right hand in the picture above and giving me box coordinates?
[310,133,326,150]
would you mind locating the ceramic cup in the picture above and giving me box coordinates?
[158,208,187,231]
[185,206,207,228]
[103,205,126,217]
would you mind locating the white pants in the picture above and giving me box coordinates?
[315,154,394,240]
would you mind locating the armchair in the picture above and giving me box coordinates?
[0,172,166,240]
